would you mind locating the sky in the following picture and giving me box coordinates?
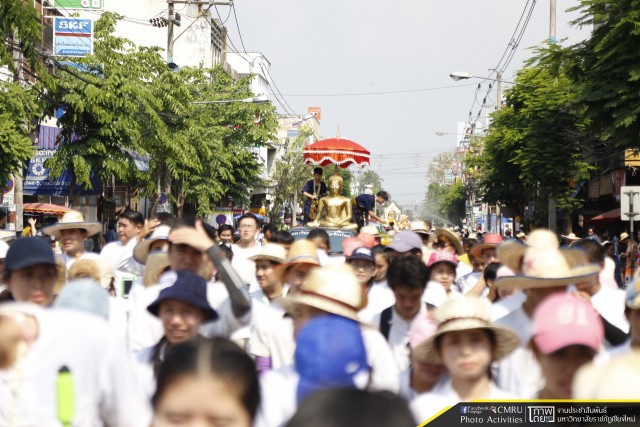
[226,0,591,210]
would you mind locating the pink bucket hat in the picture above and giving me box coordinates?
[408,312,438,349]
[532,293,604,354]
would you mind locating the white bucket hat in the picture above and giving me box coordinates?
[249,243,287,264]
[276,264,363,322]
[42,211,101,238]
[412,296,520,364]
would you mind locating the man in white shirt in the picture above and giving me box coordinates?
[100,210,145,298]
[231,214,262,289]
[371,255,429,371]
[42,211,105,274]
[247,243,294,372]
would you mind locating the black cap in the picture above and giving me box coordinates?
[347,247,375,263]
[4,238,56,271]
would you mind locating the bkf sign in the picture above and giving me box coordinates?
[53,18,94,57]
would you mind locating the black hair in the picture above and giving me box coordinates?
[371,244,387,259]
[387,255,429,291]
[286,388,415,427]
[152,212,177,228]
[237,213,260,228]
[107,220,116,231]
[270,230,295,245]
[218,224,234,235]
[153,338,260,420]
[571,238,605,264]
[313,167,323,176]
[376,191,389,201]
[118,209,144,226]
[483,262,501,284]
[262,223,278,235]
[307,228,330,248]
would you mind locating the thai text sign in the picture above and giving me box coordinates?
[54,0,103,10]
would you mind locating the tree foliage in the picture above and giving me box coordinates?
[0,81,40,183]
[0,0,43,73]
[44,13,277,216]
[468,44,594,223]
[356,169,384,195]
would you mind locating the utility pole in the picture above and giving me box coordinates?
[167,1,175,63]
[548,0,557,232]
[12,30,24,237]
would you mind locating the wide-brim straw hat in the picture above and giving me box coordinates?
[249,243,287,263]
[470,233,503,259]
[43,211,101,238]
[561,232,580,241]
[412,296,520,364]
[620,232,630,242]
[410,220,431,235]
[496,242,600,290]
[573,352,640,399]
[275,240,321,283]
[143,251,172,287]
[276,264,363,322]
[498,229,589,274]
[133,225,172,264]
[435,228,464,255]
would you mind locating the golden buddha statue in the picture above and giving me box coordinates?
[306,172,357,229]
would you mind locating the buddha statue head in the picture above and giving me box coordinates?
[327,173,344,196]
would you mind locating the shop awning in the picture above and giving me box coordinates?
[23,203,75,216]
[590,208,620,221]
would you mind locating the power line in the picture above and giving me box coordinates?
[272,82,479,97]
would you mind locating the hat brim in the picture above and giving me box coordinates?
[435,229,464,255]
[43,222,102,238]
[147,289,218,321]
[0,230,15,241]
[412,318,520,364]
[134,238,162,264]
[470,243,498,259]
[274,258,320,283]
[498,243,588,273]
[495,264,600,290]
[248,254,286,263]
[143,252,171,287]
[276,294,361,323]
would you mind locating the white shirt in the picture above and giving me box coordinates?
[370,304,429,372]
[422,280,461,308]
[248,289,295,369]
[591,285,629,340]
[100,238,143,298]
[0,306,150,427]
[410,378,517,424]
[231,243,261,289]
[359,279,395,324]
[608,340,633,359]
[454,271,482,295]
[255,365,298,427]
[491,291,526,321]
[58,251,104,272]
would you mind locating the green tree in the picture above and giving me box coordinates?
[0,81,40,184]
[439,181,465,224]
[356,169,384,195]
[0,0,44,74]
[468,44,593,226]
[568,0,640,152]
[268,126,315,227]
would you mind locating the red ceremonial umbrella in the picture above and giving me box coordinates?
[302,137,370,169]
[23,203,75,216]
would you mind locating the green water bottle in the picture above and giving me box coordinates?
[56,366,74,427]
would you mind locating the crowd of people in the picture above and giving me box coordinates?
[0,209,639,426]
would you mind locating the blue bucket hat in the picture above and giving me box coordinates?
[295,314,370,404]
[147,270,218,321]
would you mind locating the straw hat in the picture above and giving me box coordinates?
[470,233,503,259]
[435,229,464,255]
[410,221,431,235]
[573,352,640,399]
[133,225,171,264]
[412,296,520,364]
[68,259,100,283]
[360,225,381,237]
[275,240,321,283]
[143,251,171,287]
[94,258,115,290]
[276,264,363,322]
[42,211,101,238]
[495,245,600,290]
[620,232,630,242]
[561,232,580,241]
[249,243,287,263]
[497,229,590,274]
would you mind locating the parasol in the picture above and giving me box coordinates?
[23,203,75,216]
[303,137,370,169]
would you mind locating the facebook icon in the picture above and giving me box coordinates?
[461,406,469,414]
